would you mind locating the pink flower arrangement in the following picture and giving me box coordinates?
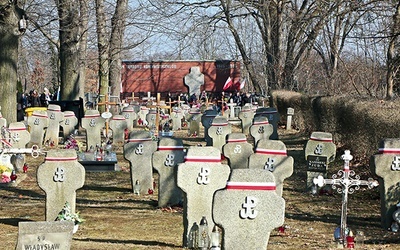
[1,172,11,183]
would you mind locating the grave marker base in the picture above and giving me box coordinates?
[79,161,119,172]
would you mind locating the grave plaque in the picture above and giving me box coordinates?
[249,116,273,146]
[15,221,74,250]
[109,115,127,146]
[255,107,279,140]
[177,146,230,247]
[81,110,105,151]
[45,104,64,146]
[248,139,294,196]
[27,110,49,148]
[208,117,232,152]
[37,149,85,222]
[213,169,285,250]
[305,131,336,191]
[124,131,158,195]
[222,133,253,170]
[152,137,185,207]
[60,111,78,139]
[238,104,254,136]
[370,138,400,229]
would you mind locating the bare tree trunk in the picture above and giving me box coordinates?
[57,0,81,101]
[0,1,25,123]
[95,0,109,111]
[109,0,128,99]
[386,1,400,100]
[77,0,89,100]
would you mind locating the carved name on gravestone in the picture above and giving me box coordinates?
[213,169,285,250]
[238,104,254,136]
[109,115,127,146]
[250,116,273,147]
[255,107,279,140]
[27,110,49,148]
[61,111,78,139]
[184,66,204,97]
[45,104,64,146]
[186,108,202,137]
[152,137,185,207]
[15,221,74,250]
[370,138,400,229]
[201,109,218,146]
[124,131,158,195]
[248,139,294,196]
[208,117,232,153]
[121,105,137,132]
[171,108,184,131]
[177,146,230,247]
[37,149,85,221]
[305,132,336,190]
[81,110,105,151]
[223,133,253,170]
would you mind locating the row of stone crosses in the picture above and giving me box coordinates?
[6,100,400,249]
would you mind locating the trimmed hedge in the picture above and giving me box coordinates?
[270,90,400,160]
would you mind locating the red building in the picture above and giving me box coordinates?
[121,60,241,97]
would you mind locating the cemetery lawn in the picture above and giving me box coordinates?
[1,126,400,249]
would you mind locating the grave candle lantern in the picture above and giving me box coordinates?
[198,216,210,249]
[10,170,17,182]
[133,180,141,195]
[210,225,221,249]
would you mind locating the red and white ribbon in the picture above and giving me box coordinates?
[253,121,269,125]
[158,146,184,150]
[33,113,48,118]
[226,181,276,191]
[184,155,221,163]
[227,138,247,143]
[255,148,287,156]
[379,148,400,154]
[112,117,126,120]
[310,136,333,142]
[8,127,26,131]
[212,122,228,126]
[84,114,100,118]
[45,156,77,161]
[127,138,153,142]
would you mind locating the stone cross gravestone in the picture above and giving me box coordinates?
[208,117,232,152]
[121,105,137,132]
[138,106,149,125]
[213,168,285,250]
[8,122,30,148]
[45,104,64,146]
[0,111,6,130]
[27,110,49,148]
[124,130,158,195]
[223,133,253,170]
[250,115,274,146]
[201,109,218,146]
[238,104,255,136]
[171,107,184,131]
[186,108,202,137]
[152,137,185,207]
[146,109,157,128]
[15,221,74,250]
[305,132,336,191]
[248,139,294,196]
[370,138,400,229]
[81,110,105,151]
[177,146,230,247]
[184,66,204,97]
[255,107,279,140]
[60,111,78,139]
[109,114,127,146]
[37,149,85,222]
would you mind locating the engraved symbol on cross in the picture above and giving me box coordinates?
[89,118,96,127]
[53,167,65,182]
[239,196,258,219]
[164,154,175,167]
[264,158,275,171]
[50,113,55,120]
[216,127,223,135]
[258,126,264,134]
[124,113,130,119]
[314,144,323,155]
[34,118,40,125]
[197,167,210,185]
[233,145,242,154]
[65,118,70,125]
[391,156,400,171]
[135,144,144,155]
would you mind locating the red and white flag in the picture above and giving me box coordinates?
[223,77,233,91]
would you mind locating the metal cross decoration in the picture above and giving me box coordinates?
[313,150,378,247]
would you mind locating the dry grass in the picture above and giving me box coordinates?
[1,125,400,249]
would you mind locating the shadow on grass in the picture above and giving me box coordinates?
[80,185,131,193]
[1,186,45,200]
[75,237,181,248]
[0,218,34,227]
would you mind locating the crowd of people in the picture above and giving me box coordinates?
[16,87,56,121]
